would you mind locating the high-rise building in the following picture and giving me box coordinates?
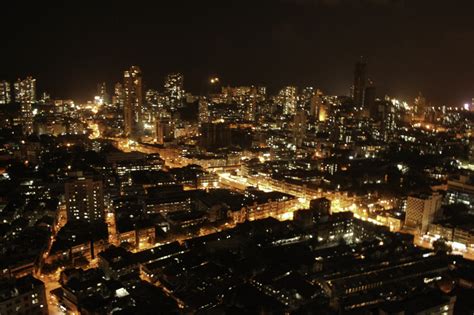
[97,82,109,104]
[113,82,124,108]
[382,101,397,141]
[293,110,307,147]
[155,117,174,145]
[198,98,210,125]
[65,177,105,223]
[0,81,11,104]
[404,193,442,233]
[14,76,36,104]
[279,86,297,116]
[123,66,143,138]
[21,102,34,135]
[299,87,315,112]
[353,60,367,108]
[244,96,257,122]
[310,89,324,120]
[13,77,36,136]
[414,92,426,118]
[164,73,185,110]
[365,81,377,119]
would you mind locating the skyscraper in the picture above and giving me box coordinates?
[164,73,185,110]
[198,98,210,125]
[97,82,109,104]
[65,177,105,223]
[21,102,33,135]
[293,110,307,147]
[0,81,11,104]
[414,92,426,118]
[365,80,377,119]
[14,77,36,103]
[299,87,315,112]
[279,86,297,116]
[14,77,36,135]
[353,59,367,108]
[310,89,324,120]
[123,66,143,138]
[113,82,124,108]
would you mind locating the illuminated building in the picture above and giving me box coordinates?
[414,92,426,118]
[198,97,210,125]
[113,82,124,107]
[0,275,48,315]
[14,76,36,103]
[65,177,105,223]
[353,59,367,108]
[0,81,11,104]
[97,82,109,104]
[164,73,185,110]
[446,174,474,210]
[310,89,326,121]
[298,86,314,112]
[21,102,33,135]
[279,86,297,116]
[404,193,442,233]
[293,110,307,147]
[155,117,174,144]
[244,96,257,122]
[382,101,397,141]
[310,197,331,219]
[123,66,143,138]
[14,77,36,135]
[365,80,376,118]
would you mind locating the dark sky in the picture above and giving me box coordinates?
[2,0,474,105]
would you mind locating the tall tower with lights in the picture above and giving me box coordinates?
[353,59,367,108]
[0,81,11,104]
[164,73,185,111]
[123,66,143,138]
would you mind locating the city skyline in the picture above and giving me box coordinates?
[2,0,474,105]
[1,2,474,314]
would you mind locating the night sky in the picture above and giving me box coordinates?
[2,0,474,105]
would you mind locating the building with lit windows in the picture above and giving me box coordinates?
[164,73,185,110]
[123,66,143,138]
[310,89,325,121]
[446,174,474,210]
[278,86,297,116]
[113,82,124,107]
[0,81,11,104]
[0,275,48,315]
[353,60,367,108]
[405,193,442,233]
[97,82,109,104]
[14,76,36,103]
[198,98,210,125]
[155,117,174,144]
[21,102,33,135]
[65,177,105,223]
